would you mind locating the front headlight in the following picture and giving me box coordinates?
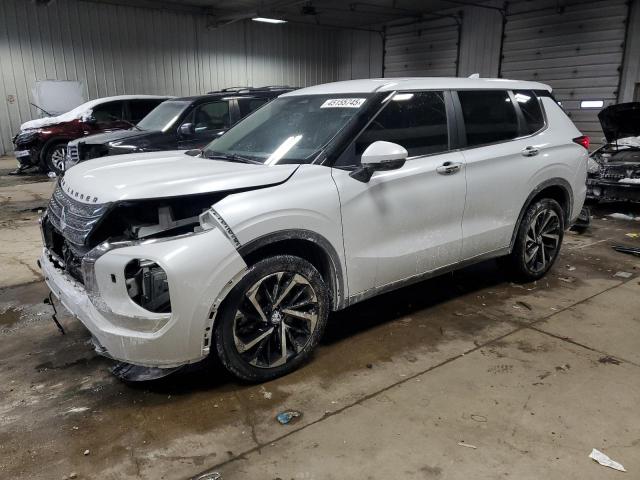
[587,157,601,174]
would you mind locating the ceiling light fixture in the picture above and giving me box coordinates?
[252,17,287,24]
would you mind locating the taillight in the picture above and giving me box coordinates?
[573,135,590,150]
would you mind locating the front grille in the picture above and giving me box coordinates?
[47,184,110,246]
[67,144,80,163]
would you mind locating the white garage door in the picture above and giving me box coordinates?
[501,0,629,144]
[384,17,460,77]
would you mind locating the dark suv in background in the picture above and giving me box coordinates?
[64,86,295,171]
[12,95,170,174]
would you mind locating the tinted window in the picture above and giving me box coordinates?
[193,101,230,132]
[356,91,448,158]
[92,101,124,122]
[458,90,519,146]
[514,90,544,134]
[238,98,269,117]
[129,99,164,123]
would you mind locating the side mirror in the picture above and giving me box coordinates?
[179,123,195,136]
[350,141,408,182]
[84,115,97,125]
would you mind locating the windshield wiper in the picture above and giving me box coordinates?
[202,151,263,165]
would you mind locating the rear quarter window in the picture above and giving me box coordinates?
[458,90,519,147]
[514,90,545,134]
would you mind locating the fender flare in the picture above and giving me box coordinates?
[237,229,346,310]
[509,178,574,251]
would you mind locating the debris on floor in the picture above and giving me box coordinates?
[276,410,302,425]
[589,448,626,472]
[614,271,633,279]
[608,213,640,221]
[194,473,222,480]
[457,441,478,449]
[625,233,639,238]
[612,245,640,257]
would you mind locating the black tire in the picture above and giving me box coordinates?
[504,198,565,282]
[214,255,329,382]
[44,142,67,175]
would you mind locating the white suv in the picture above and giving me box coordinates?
[40,78,588,381]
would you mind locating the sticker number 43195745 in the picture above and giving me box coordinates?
[320,98,366,108]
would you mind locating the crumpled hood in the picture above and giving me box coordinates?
[598,102,640,143]
[62,150,298,204]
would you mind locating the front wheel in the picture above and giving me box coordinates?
[214,255,329,382]
[505,198,565,281]
[44,142,67,175]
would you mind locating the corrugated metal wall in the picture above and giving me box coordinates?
[337,30,384,80]
[384,16,461,77]
[0,0,352,155]
[457,3,503,77]
[501,0,629,142]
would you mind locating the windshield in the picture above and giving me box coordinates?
[137,100,190,131]
[202,94,371,164]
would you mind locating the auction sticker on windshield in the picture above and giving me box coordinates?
[320,98,366,108]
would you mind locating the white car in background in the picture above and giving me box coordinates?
[39,77,588,382]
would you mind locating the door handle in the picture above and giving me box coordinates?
[522,146,539,157]
[436,161,462,175]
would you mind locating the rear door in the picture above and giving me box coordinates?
[457,89,547,259]
[332,90,467,295]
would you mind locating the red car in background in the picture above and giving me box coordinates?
[12,95,170,174]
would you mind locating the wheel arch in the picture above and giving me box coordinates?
[509,178,573,252]
[237,229,346,310]
[38,136,71,166]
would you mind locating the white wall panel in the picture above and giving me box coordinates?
[502,0,629,142]
[0,0,348,154]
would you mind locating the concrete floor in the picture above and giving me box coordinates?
[1,155,639,480]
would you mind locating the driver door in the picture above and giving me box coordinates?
[331,91,467,296]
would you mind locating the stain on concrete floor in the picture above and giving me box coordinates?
[0,175,639,479]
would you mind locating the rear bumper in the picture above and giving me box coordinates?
[40,227,248,368]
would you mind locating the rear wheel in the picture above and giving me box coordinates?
[505,198,565,281]
[214,255,329,382]
[44,142,67,175]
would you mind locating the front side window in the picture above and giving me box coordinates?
[129,99,164,123]
[92,101,124,122]
[202,94,370,165]
[193,101,230,132]
[513,90,545,135]
[458,90,519,147]
[137,100,191,132]
[355,91,448,158]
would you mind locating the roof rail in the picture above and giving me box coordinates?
[207,85,295,94]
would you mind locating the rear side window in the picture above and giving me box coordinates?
[129,99,164,123]
[356,91,448,157]
[513,90,545,134]
[458,90,519,147]
[238,98,269,117]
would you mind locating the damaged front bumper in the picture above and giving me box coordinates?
[586,177,640,203]
[40,226,248,368]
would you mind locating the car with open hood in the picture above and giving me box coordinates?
[587,102,640,202]
[64,87,295,172]
[12,95,170,174]
[39,77,588,382]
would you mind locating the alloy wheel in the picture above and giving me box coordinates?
[232,271,319,369]
[524,208,561,273]
[50,146,67,172]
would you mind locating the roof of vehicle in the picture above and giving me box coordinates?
[282,77,552,96]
